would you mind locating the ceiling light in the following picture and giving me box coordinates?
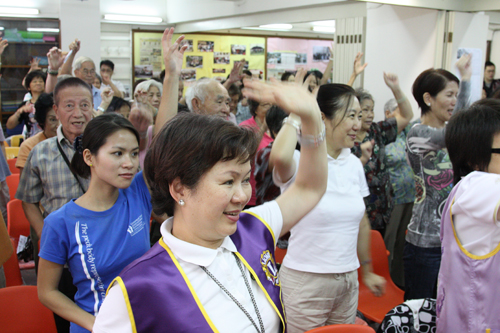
[312,26,336,33]
[312,20,336,27]
[27,28,60,33]
[258,24,293,30]
[0,27,4,31]
[0,7,39,15]
[104,14,163,24]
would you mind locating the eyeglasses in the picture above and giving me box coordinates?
[492,148,500,154]
[82,69,95,76]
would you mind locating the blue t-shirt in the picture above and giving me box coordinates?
[39,172,152,333]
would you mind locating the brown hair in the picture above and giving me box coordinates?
[144,112,258,216]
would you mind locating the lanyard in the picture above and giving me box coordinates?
[56,139,86,194]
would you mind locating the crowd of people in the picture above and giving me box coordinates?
[0,25,499,333]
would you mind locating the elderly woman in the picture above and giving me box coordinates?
[93,77,327,333]
[134,79,162,119]
[351,73,413,236]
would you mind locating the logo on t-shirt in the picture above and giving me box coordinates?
[127,215,145,236]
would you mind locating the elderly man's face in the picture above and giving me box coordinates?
[75,61,96,86]
[195,81,231,118]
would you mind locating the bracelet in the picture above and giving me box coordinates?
[97,106,105,113]
[47,68,58,75]
[282,116,301,134]
[298,121,326,148]
[360,259,372,266]
[397,96,406,104]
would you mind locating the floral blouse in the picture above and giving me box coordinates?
[352,117,398,232]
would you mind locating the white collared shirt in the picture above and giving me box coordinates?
[93,201,283,333]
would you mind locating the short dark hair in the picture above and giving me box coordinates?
[54,77,92,106]
[412,68,459,116]
[144,112,258,216]
[446,99,500,185]
[25,70,47,91]
[100,60,115,71]
[317,84,356,125]
[70,113,140,179]
[305,70,323,81]
[485,60,495,68]
[248,99,259,117]
[105,96,131,113]
[227,84,241,99]
[281,72,295,82]
[34,93,54,130]
[266,106,287,139]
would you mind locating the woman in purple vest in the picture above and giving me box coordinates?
[437,99,500,332]
[93,78,328,333]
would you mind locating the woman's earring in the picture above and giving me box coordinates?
[179,199,185,206]
[89,163,92,167]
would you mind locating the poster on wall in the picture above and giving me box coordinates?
[139,38,162,75]
[295,53,307,64]
[250,44,265,55]
[180,69,197,81]
[313,46,331,61]
[198,41,214,52]
[213,68,226,74]
[214,52,230,64]
[231,44,246,55]
[134,65,153,78]
[267,52,281,64]
[186,56,203,68]
[181,39,193,52]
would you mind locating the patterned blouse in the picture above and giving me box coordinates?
[351,117,398,232]
[254,142,281,206]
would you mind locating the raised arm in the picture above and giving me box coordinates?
[154,28,187,136]
[45,47,64,93]
[454,53,472,113]
[59,39,80,76]
[383,72,413,133]
[347,52,367,87]
[223,59,245,90]
[243,78,327,237]
[320,44,334,86]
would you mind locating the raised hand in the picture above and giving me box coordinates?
[30,57,41,71]
[456,53,472,81]
[360,139,374,165]
[101,72,112,86]
[47,47,64,70]
[162,28,187,77]
[0,38,8,56]
[229,58,245,83]
[69,39,80,53]
[100,87,114,105]
[129,102,153,134]
[383,72,400,91]
[353,52,368,76]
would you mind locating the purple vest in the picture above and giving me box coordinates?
[113,212,286,333]
[436,184,500,333]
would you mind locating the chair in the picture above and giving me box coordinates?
[306,324,375,332]
[5,147,20,159]
[275,247,287,265]
[10,134,24,147]
[7,158,19,174]
[3,238,23,287]
[0,285,57,332]
[357,230,405,323]
[6,174,20,200]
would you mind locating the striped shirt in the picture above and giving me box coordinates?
[15,126,89,217]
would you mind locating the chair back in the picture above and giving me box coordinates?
[5,147,20,159]
[275,247,287,265]
[7,158,19,174]
[0,285,57,332]
[10,135,24,147]
[3,238,23,287]
[305,324,375,332]
[7,199,30,241]
[6,174,20,201]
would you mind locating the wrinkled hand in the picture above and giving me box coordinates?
[101,87,114,104]
[456,53,472,81]
[360,139,374,165]
[129,102,153,134]
[134,88,148,104]
[363,272,386,297]
[30,57,41,71]
[162,28,187,77]
[243,78,320,120]
[229,58,245,83]
[101,72,112,85]
[47,47,64,70]
[69,39,80,53]
[0,38,8,56]
[383,72,400,91]
[353,52,368,76]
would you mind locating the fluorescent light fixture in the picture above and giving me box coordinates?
[312,26,336,33]
[0,7,39,15]
[0,27,4,31]
[312,20,336,27]
[27,28,60,33]
[104,14,162,23]
[258,24,293,30]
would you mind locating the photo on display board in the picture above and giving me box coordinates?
[213,68,226,74]
[186,56,203,68]
[267,52,281,64]
[181,39,193,52]
[198,41,215,52]
[134,65,153,78]
[295,53,307,64]
[250,44,265,55]
[231,44,246,55]
[180,69,197,81]
[214,52,230,64]
[312,46,331,61]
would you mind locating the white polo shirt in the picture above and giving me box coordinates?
[274,149,369,274]
[93,201,283,333]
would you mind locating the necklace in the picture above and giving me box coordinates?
[200,253,265,333]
